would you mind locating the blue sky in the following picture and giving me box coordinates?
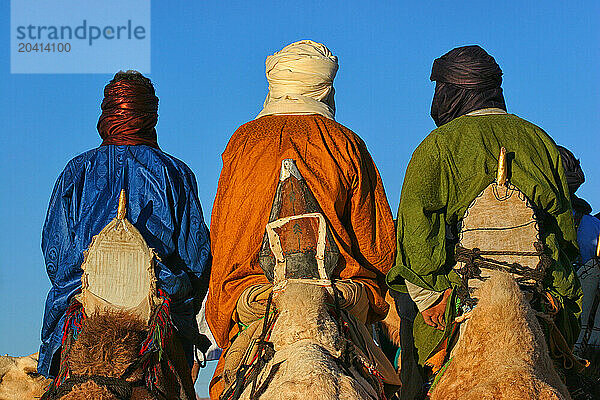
[1,1,598,397]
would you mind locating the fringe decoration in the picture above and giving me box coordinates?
[52,299,87,389]
[139,288,174,391]
[43,290,176,398]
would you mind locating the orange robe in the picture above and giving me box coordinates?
[206,114,395,398]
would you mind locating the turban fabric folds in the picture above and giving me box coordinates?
[558,145,585,194]
[430,45,506,127]
[557,145,591,215]
[256,40,339,120]
[97,76,160,148]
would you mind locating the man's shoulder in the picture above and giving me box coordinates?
[427,113,550,149]
[237,114,356,133]
[148,148,194,175]
[435,113,541,133]
[62,146,194,178]
[232,115,365,149]
[413,113,554,166]
[59,147,102,179]
[64,147,99,167]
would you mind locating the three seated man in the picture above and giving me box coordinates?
[39,41,588,400]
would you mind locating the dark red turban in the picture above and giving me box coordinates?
[97,75,159,148]
[430,45,506,127]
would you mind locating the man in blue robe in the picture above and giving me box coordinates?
[38,71,211,377]
[557,146,600,266]
[558,145,600,358]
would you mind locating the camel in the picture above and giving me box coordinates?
[429,271,570,400]
[220,159,399,399]
[35,191,197,399]
[0,352,51,400]
[41,309,196,400]
[231,282,387,400]
[380,292,402,349]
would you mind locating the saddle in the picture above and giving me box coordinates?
[78,190,160,321]
[258,158,340,287]
[221,159,400,400]
[454,147,551,308]
[42,190,195,400]
[449,147,587,374]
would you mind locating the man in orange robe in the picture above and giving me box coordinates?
[206,40,396,399]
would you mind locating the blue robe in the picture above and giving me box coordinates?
[39,145,211,377]
[577,214,600,265]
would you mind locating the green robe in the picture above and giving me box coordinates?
[387,112,583,365]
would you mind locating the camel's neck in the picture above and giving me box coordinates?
[270,283,342,353]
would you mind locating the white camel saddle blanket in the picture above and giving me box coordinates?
[77,190,159,322]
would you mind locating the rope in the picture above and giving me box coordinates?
[139,289,174,394]
[222,292,277,400]
[454,241,552,307]
[427,357,453,396]
[352,353,387,400]
[455,244,547,281]
[140,289,172,361]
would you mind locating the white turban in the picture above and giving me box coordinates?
[256,40,338,120]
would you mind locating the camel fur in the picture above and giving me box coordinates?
[54,310,195,400]
[380,291,401,348]
[0,353,51,400]
[430,271,571,400]
[237,282,379,400]
[56,310,153,400]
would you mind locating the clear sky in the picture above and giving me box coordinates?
[1,1,598,397]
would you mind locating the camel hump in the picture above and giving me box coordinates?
[258,159,339,284]
[472,270,524,311]
[430,271,571,400]
[79,189,159,322]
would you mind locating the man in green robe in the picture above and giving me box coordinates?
[386,45,582,376]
